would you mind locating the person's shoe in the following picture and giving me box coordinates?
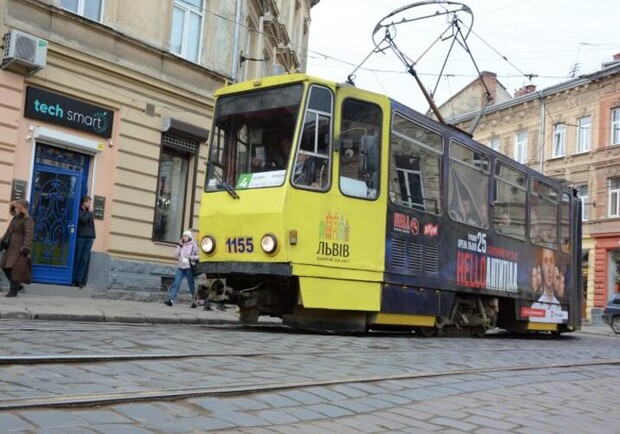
[164,300,173,306]
[190,302,198,309]
[5,291,17,298]
[17,285,24,292]
[204,305,213,311]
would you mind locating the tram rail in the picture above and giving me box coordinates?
[1,357,618,411]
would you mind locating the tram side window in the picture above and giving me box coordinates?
[293,86,333,190]
[389,114,443,214]
[530,179,558,247]
[448,141,490,228]
[339,99,382,199]
[560,192,570,253]
[494,162,526,239]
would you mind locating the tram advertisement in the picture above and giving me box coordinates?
[456,232,518,293]
[519,246,569,324]
[455,231,568,324]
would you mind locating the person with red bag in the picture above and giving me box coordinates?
[1,200,34,297]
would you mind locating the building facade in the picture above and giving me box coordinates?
[0,0,318,298]
[445,60,620,322]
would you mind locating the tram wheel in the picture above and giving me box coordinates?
[415,327,437,337]
[239,307,260,324]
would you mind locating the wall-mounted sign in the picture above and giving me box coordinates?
[93,195,105,220]
[10,179,27,201]
[24,86,114,138]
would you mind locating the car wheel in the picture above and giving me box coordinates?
[612,317,620,334]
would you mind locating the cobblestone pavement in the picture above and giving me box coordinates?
[0,320,618,433]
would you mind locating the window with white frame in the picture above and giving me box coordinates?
[490,137,500,152]
[514,131,528,163]
[609,178,620,217]
[576,116,591,153]
[170,0,204,63]
[612,108,620,146]
[610,178,620,217]
[61,0,103,21]
[552,123,566,157]
[576,184,588,221]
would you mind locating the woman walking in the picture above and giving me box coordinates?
[1,200,34,297]
[164,230,199,307]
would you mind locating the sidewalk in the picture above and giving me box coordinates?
[0,286,616,336]
[0,288,244,325]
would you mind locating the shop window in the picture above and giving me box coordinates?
[61,0,103,21]
[153,133,198,243]
[339,98,382,199]
[389,113,442,214]
[170,0,204,63]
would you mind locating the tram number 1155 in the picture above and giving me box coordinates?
[226,237,255,253]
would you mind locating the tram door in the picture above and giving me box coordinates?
[30,144,89,285]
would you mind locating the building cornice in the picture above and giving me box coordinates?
[446,64,620,125]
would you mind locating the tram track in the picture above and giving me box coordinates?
[0,343,575,365]
[1,357,619,411]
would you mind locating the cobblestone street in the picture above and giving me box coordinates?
[1,319,618,433]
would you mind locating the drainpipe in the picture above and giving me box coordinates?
[231,0,244,82]
[538,91,545,174]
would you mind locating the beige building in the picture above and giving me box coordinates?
[444,58,620,322]
[0,0,319,297]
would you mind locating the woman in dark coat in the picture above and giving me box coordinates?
[73,195,96,288]
[0,199,34,297]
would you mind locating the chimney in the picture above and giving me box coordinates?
[514,84,537,98]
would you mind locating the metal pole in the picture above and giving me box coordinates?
[231,0,244,82]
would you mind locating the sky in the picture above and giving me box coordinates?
[307,0,620,112]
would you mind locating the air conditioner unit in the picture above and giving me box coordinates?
[1,30,48,73]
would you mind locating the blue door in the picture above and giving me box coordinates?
[30,145,89,285]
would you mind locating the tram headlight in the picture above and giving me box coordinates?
[260,233,278,254]
[200,236,216,255]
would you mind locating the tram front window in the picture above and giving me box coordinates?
[205,84,303,191]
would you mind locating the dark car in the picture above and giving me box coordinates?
[602,294,620,334]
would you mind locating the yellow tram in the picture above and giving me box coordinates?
[197,73,582,335]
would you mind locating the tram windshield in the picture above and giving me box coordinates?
[205,84,304,192]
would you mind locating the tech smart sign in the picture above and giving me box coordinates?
[24,86,114,138]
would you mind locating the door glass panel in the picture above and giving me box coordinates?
[31,170,78,267]
[36,144,88,172]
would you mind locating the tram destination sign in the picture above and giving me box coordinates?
[24,86,114,138]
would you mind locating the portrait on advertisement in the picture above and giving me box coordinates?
[529,247,568,323]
